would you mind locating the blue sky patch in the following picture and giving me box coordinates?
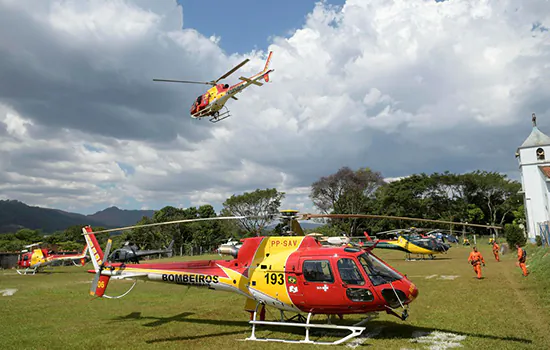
[532,21,549,33]
[176,0,345,53]
[83,143,103,153]
[116,162,135,176]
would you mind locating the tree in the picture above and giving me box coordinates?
[462,171,522,235]
[310,167,385,234]
[14,228,43,242]
[222,188,285,236]
[505,223,526,247]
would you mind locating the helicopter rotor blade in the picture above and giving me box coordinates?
[103,239,113,262]
[152,79,215,86]
[214,58,250,83]
[83,216,248,235]
[302,213,502,229]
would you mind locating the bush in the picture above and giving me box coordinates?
[505,223,527,248]
[536,235,542,246]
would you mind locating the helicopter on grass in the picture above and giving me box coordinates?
[305,214,501,261]
[16,242,88,275]
[359,229,452,260]
[153,51,273,123]
[108,240,174,264]
[82,211,500,345]
[82,211,418,345]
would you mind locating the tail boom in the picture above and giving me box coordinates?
[82,226,105,272]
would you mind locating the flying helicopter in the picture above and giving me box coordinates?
[16,242,88,275]
[82,211,418,345]
[153,51,274,123]
[108,239,174,264]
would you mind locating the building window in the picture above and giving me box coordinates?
[537,148,545,161]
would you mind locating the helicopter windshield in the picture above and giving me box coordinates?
[357,253,403,286]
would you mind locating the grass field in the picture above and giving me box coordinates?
[1,242,549,349]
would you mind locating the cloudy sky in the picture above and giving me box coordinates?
[0,0,548,215]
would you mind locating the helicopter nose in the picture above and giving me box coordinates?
[408,282,419,301]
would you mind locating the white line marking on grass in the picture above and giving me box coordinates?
[425,275,438,279]
[410,331,466,349]
[346,327,384,348]
[439,275,460,280]
[0,288,18,296]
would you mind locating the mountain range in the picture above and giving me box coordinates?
[0,200,324,234]
[0,200,155,234]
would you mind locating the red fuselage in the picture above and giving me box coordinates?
[90,235,418,316]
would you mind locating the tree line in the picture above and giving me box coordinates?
[0,167,526,253]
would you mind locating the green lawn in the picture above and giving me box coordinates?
[1,242,548,349]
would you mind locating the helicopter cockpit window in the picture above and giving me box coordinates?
[337,258,365,285]
[302,260,334,283]
[23,255,28,261]
[358,253,402,286]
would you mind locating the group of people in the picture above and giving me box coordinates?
[467,241,529,279]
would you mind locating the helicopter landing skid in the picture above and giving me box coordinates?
[16,267,37,275]
[209,106,230,123]
[245,303,375,345]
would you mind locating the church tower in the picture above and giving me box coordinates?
[516,113,550,242]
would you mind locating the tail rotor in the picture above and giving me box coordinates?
[90,239,112,297]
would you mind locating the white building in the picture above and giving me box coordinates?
[516,113,550,242]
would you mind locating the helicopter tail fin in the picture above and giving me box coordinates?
[262,51,273,82]
[364,231,373,242]
[82,226,105,272]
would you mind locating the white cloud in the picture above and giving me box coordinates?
[0,0,548,215]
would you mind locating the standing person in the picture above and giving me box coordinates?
[492,241,500,262]
[516,244,529,277]
[468,246,486,279]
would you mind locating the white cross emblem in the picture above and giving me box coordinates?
[321,284,328,292]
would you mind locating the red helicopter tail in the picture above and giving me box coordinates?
[82,226,113,297]
[363,231,373,241]
[262,51,273,82]
[82,226,105,272]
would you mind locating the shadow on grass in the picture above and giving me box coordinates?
[112,311,310,343]
[146,330,247,343]
[112,312,532,345]
[112,311,259,327]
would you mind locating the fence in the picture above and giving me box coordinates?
[538,221,550,247]
[0,253,18,269]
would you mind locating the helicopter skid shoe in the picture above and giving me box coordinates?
[245,304,370,345]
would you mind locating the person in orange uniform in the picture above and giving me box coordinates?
[468,246,486,279]
[492,241,500,262]
[516,244,529,277]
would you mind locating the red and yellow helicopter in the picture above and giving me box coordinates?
[16,242,88,275]
[153,51,274,123]
[82,211,419,345]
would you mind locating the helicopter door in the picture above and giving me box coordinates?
[336,257,376,303]
[295,258,341,309]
